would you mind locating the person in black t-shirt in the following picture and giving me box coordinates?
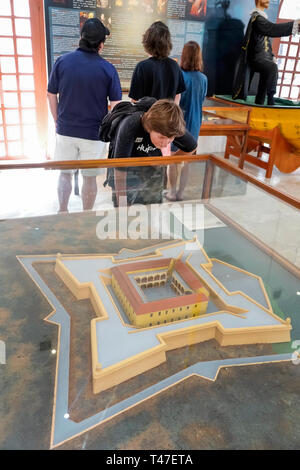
[110,100,197,207]
[128,21,186,104]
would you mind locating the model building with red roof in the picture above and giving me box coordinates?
[111,257,209,327]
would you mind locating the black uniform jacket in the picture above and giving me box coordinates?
[232,12,294,100]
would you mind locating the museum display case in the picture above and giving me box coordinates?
[1,154,300,450]
[201,97,251,135]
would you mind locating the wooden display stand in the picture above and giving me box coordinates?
[225,126,300,179]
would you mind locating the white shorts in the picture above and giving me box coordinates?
[54,134,107,176]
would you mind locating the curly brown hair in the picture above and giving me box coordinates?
[180,41,203,72]
[142,99,186,138]
[142,21,172,59]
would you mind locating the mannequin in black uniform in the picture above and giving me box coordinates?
[233,0,300,105]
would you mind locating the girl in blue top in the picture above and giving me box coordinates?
[166,41,207,201]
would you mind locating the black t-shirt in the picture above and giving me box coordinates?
[128,57,186,101]
[110,113,197,205]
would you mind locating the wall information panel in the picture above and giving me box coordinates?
[44,0,207,88]
[44,0,279,92]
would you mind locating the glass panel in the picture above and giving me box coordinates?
[18,56,33,73]
[283,72,292,84]
[0,57,16,73]
[290,86,299,100]
[286,59,296,71]
[13,0,30,17]
[19,75,35,91]
[277,57,286,71]
[293,74,300,86]
[0,127,4,140]
[0,142,6,156]
[281,86,290,98]
[23,140,40,159]
[5,109,20,125]
[209,165,300,273]
[0,18,13,36]
[297,60,300,73]
[0,0,11,16]
[0,163,300,449]
[0,37,14,55]
[7,141,22,155]
[3,92,19,108]
[16,38,32,55]
[22,109,36,124]
[23,124,37,142]
[0,159,300,449]
[21,92,36,108]
[15,18,31,37]
[278,43,288,56]
[279,0,300,19]
[203,98,241,108]
[2,75,17,91]
[6,125,21,141]
[289,45,299,57]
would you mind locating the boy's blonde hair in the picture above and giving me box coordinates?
[142,100,186,138]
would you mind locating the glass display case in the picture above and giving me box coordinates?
[0,154,300,450]
[200,97,251,163]
[202,96,251,128]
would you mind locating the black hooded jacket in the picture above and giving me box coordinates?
[232,12,294,100]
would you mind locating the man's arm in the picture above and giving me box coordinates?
[110,100,121,111]
[47,92,58,123]
[254,15,294,38]
[173,129,198,155]
[172,147,197,156]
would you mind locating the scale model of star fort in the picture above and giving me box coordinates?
[53,236,291,394]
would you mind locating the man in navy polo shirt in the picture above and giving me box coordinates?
[47,18,122,212]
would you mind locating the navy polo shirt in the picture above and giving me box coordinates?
[47,48,122,140]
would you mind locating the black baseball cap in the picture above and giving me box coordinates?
[81,18,110,44]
